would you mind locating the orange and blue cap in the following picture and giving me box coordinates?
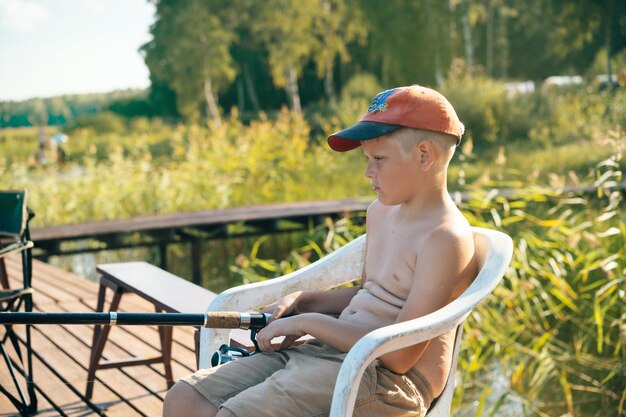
[327,85,464,152]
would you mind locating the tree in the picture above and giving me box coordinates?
[357,0,457,87]
[142,0,237,124]
[550,0,626,82]
[310,0,367,103]
[250,0,323,113]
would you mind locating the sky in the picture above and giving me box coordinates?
[0,0,155,101]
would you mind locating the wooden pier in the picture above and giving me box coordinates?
[30,198,371,285]
[0,255,200,417]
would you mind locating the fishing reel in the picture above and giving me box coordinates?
[211,329,261,366]
[210,312,271,366]
[211,344,253,366]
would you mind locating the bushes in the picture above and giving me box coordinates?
[69,111,127,135]
[528,87,626,146]
[440,60,626,151]
[442,74,509,146]
[0,113,369,226]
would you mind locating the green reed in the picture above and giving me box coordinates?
[228,134,625,416]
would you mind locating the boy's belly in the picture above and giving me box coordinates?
[338,287,454,398]
[338,287,399,327]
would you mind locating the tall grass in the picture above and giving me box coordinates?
[0,111,369,226]
[229,138,625,416]
[0,118,621,228]
[456,141,625,416]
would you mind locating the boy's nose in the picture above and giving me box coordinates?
[364,162,374,178]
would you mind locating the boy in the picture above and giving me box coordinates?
[163,85,477,417]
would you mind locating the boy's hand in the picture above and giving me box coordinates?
[262,291,303,323]
[256,315,306,352]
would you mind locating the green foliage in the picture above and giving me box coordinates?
[68,111,127,135]
[0,126,41,163]
[438,62,626,154]
[442,62,545,148]
[587,48,626,79]
[309,0,367,98]
[248,0,366,110]
[456,142,625,416]
[339,73,383,104]
[107,96,154,119]
[227,134,626,416]
[0,112,368,226]
[528,88,626,146]
[442,66,509,146]
[230,216,365,284]
[142,0,237,122]
[0,89,146,128]
[251,0,318,88]
[305,72,382,139]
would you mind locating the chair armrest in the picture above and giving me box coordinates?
[329,300,473,417]
[0,240,34,259]
[0,287,35,301]
[198,234,366,368]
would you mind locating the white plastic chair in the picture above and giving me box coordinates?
[198,227,513,416]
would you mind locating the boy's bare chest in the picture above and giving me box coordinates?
[364,229,421,298]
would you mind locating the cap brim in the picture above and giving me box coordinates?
[327,122,402,152]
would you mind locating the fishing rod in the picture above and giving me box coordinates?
[0,311,270,329]
[0,311,271,365]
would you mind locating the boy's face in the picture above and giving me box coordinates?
[361,134,421,206]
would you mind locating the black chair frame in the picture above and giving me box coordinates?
[0,190,37,415]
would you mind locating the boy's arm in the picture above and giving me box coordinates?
[258,286,364,351]
[263,287,359,319]
[377,227,475,374]
[257,309,377,353]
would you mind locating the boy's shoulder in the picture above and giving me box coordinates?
[366,199,386,214]
[365,199,393,226]
[366,199,473,252]
[366,199,469,228]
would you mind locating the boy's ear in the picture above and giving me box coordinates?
[416,141,436,171]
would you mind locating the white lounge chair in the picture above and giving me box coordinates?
[198,227,513,416]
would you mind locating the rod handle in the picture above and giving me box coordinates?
[204,312,270,330]
[205,311,242,328]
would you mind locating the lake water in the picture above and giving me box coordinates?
[46,231,308,293]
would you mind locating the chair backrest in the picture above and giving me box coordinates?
[424,228,497,416]
[0,190,28,238]
[328,227,513,417]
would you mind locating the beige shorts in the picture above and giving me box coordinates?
[182,340,433,417]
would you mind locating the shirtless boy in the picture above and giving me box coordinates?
[163,85,477,417]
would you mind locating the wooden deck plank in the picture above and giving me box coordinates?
[4,257,79,306]
[6,306,147,417]
[37,301,172,395]
[28,294,185,415]
[5,257,199,372]
[0,340,50,417]
[0,256,213,416]
[0,324,100,417]
[19,256,242,358]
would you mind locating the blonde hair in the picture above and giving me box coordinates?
[389,128,457,165]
